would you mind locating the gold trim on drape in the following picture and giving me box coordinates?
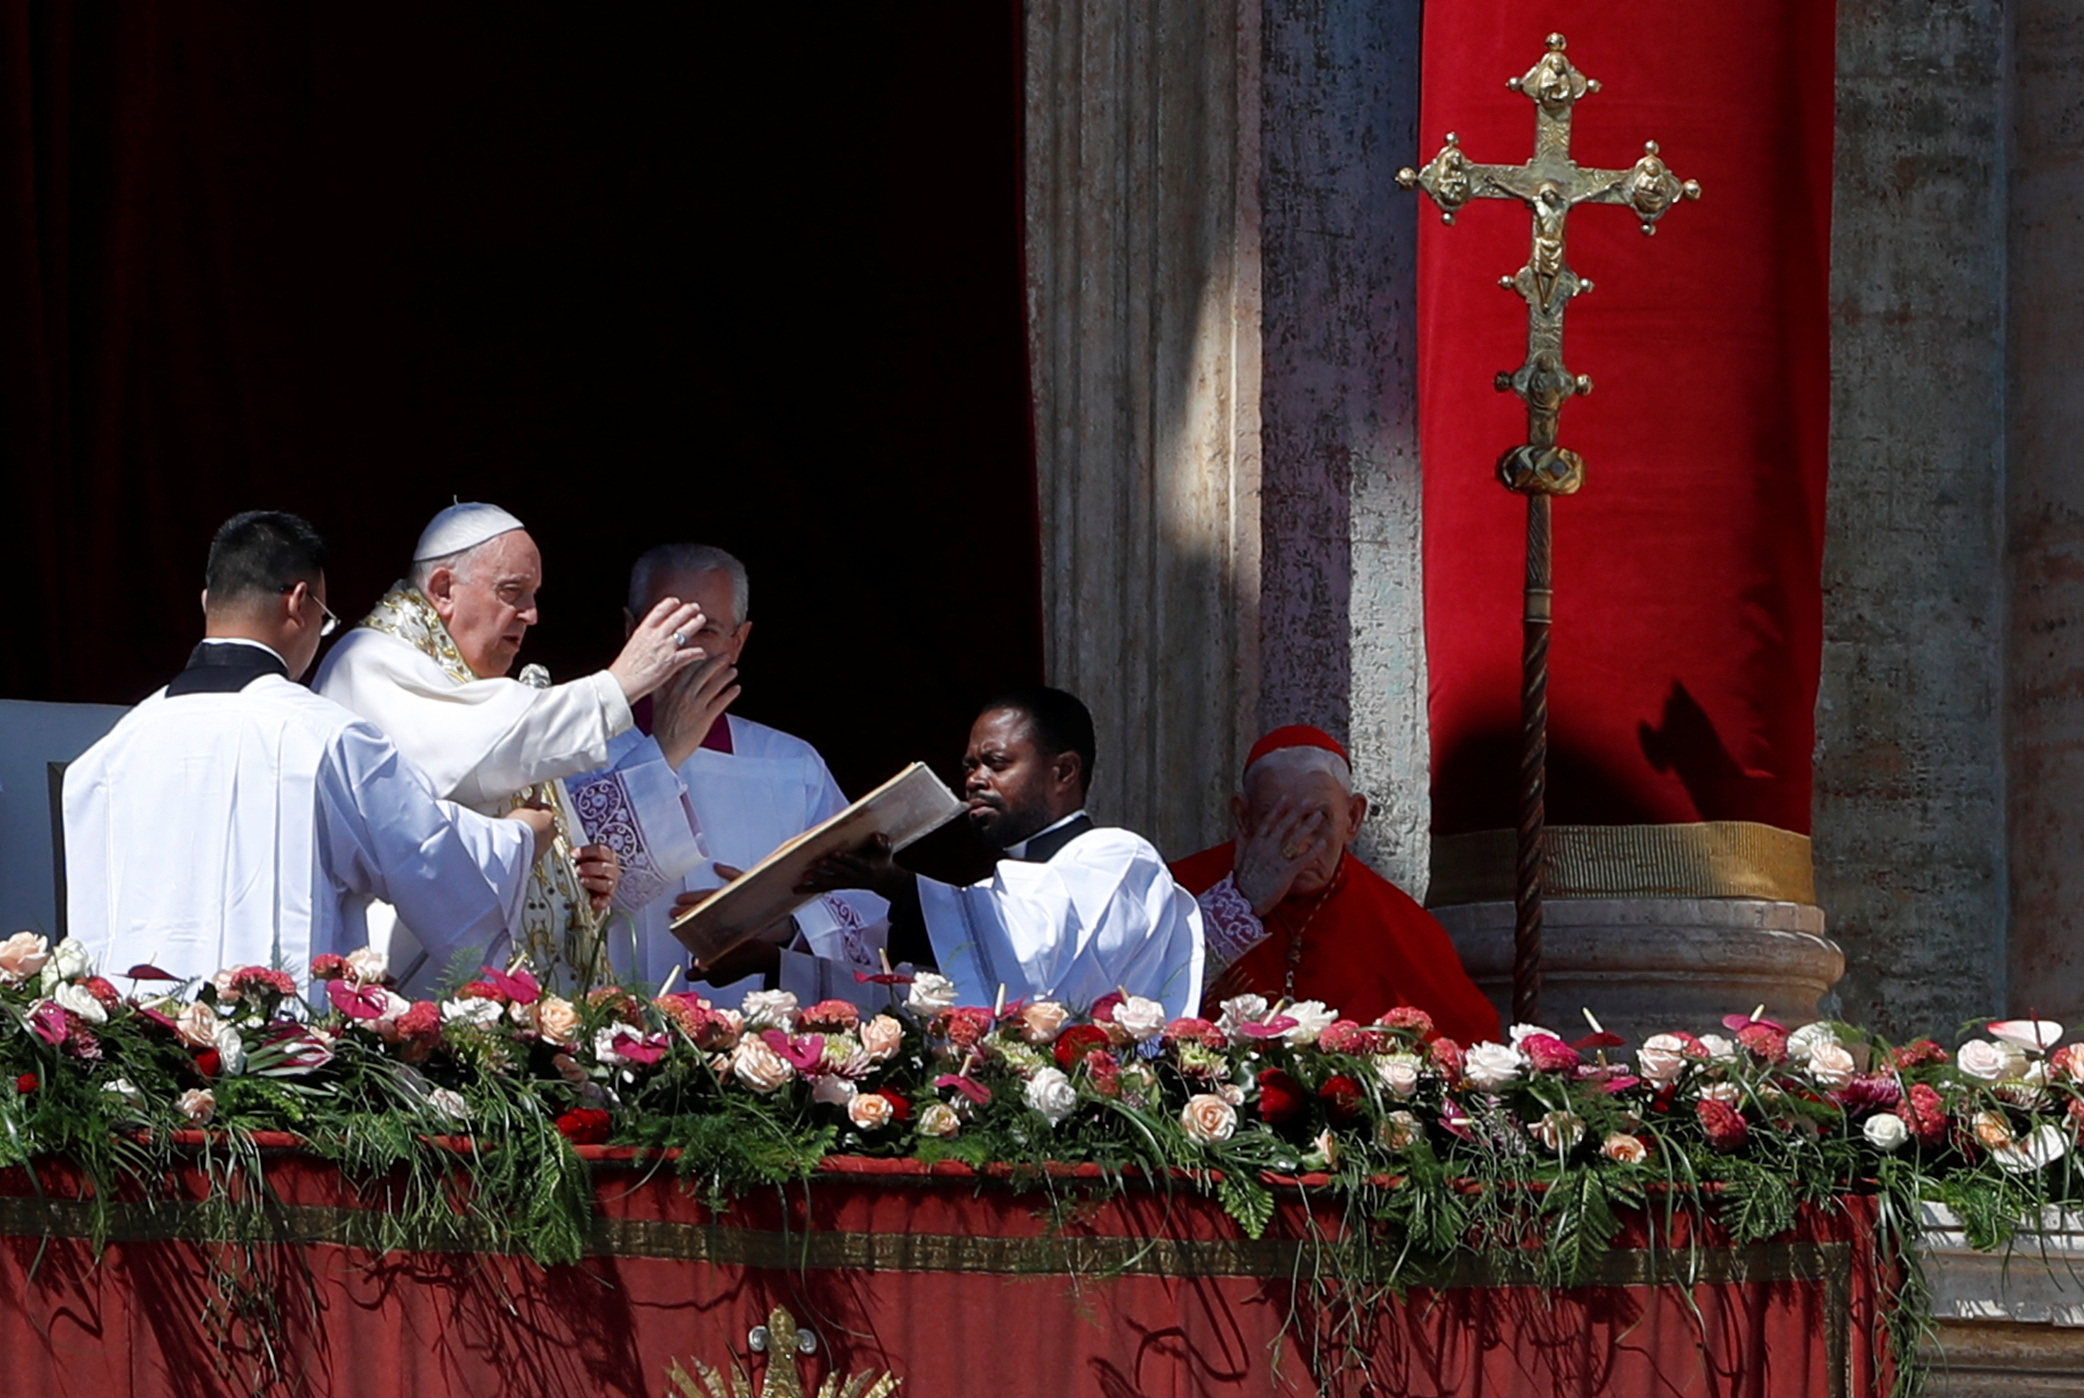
[1427,821,1815,906]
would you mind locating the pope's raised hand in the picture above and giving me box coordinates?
[608,597,709,702]
[654,654,741,768]
[1233,798,1328,917]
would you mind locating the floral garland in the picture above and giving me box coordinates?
[2,929,2077,1394]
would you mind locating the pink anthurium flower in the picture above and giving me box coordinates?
[1989,1019,2065,1053]
[479,965,541,1006]
[934,1073,993,1106]
[124,964,183,983]
[853,970,915,986]
[26,1001,69,1045]
[760,1029,827,1074]
[1238,1016,1302,1041]
[610,1030,669,1066]
[326,978,389,1021]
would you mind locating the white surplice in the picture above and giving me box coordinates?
[627,714,889,1007]
[63,674,533,992]
[312,599,704,990]
[918,826,1205,1018]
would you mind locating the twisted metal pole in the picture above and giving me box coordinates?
[1514,494,1552,1025]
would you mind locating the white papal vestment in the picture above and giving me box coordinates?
[918,826,1204,1018]
[312,587,704,988]
[629,715,889,1005]
[63,674,533,990]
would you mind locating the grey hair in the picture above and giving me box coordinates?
[408,540,496,594]
[628,543,749,626]
[1241,745,1354,795]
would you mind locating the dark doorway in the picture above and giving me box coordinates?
[3,4,1039,797]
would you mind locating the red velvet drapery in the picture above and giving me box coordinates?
[1420,5,1836,838]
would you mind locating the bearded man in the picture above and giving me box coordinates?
[65,511,551,989]
[314,502,721,989]
[807,686,1203,1018]
[1171,726,1498,1044]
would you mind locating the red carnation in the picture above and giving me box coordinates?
[555,1107,613,1145]
[1428,1036,1465,1082]
[1890,1038,1951,1071]
[79,976,122,1008]
[394,1001,443,1061]
[310,953,349,981]
[1736,1022,1789,1064]
[193,1048,222,1078]
[1054,1023,1111,1069]
[799,999,861,1034]
[14,1073,34,1095]
[1521,1033,1581,1074]
[934,1006,994,1050]
[1376,1006,1435,1040]
[1895,1082,1948,1147]
[230,966,297,999]
[1083,1048,1123,1098]
[1318,1074,1363,1126]
[1256,1069,1307,1125]
[1317,1019,1366,1055]
[456,979,508,1004]
[1696,1098,1749,1152]
[1164,1017,1227,1051]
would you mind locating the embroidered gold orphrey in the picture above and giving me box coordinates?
[667,1306,901,1398]
[356,584,609,983]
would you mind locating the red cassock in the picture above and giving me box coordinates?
[1171,843,1501,1046]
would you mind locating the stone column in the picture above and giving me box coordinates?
[1257,0,1430,894]
[2006,0,2084,1023]
[1023,0,1263,858]
[1813,0,2010,1039]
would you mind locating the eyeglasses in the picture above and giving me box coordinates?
[282,583,341,637]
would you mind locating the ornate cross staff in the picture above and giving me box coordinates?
[1398,34,1699,1023]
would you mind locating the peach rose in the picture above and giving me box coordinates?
[0,932,51,985]
[1602,1133,1648,1163]
[1180,1092,1238,1144]
[176,1001,222,1049]
[917,1102,961,1139]
[860,1014,904,1062]
[343,947,389,984]
[534,995,580,1046]
[1019,1001,1071,1044]
[176,1088,216,1125]
[847,1093,896,1130]
[731,1037,793,1093]
[1379,1110,1422,1150]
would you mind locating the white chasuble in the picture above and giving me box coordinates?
[313,585,703,990]
[629,715,888,1006]
[62,677,532,992]
[917,827,1205,1019]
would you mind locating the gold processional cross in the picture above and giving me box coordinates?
[1398,34,1699,1022]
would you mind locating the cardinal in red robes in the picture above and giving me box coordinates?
[1171,726,1500,1046]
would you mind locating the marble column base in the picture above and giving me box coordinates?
[1431,898,1844,1043]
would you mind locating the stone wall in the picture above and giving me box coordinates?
[1814,0,2011,1037]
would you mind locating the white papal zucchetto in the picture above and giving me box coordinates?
[412,502,525,562]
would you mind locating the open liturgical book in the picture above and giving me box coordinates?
[668,763,965,967]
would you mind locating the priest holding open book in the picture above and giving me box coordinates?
[796,687,1205,1019]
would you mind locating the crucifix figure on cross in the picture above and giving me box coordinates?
[1398,34,1700,1023]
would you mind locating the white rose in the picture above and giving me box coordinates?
[847,1093,896,1130]
[53,982,107,1025]
[1282,1000,1337,1047]
[917,1102,961,1139]
[1698,1034,1738,1062]
[905,972,958,1016]
[213,1023,247,1076]
[1507,1023,1560,1048]
[0,932,51,985]
[1531,1110,1583,1152]
[1113,996,1167,1043]
[175,1001,221,1049]
[1216,995,1270,1037]
[731,1037,794,1093]
[425,1088,472,1123]
[1785,1022,1840,1060]
[1862,1113,1909,1152]
[102,1078,143,1104]
[740,990,799,1032]
[1957,1038,2028,1082]
[51,939,91,982]
[1180,1092,1238,1144]
[1636,1034,1694,1086]
[442,997,505,1028]
[1697,1080,1742,1104]
[1375,1053,1423,1098]
[1025,1066,1079,1125]
[343,947,389,984]
[812,1074,860,1108]
[1462,1041,1525,1091]
[1218,1080,1247,1108]
[176,1088,216,1125]
[1806,1042,1857,1087]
